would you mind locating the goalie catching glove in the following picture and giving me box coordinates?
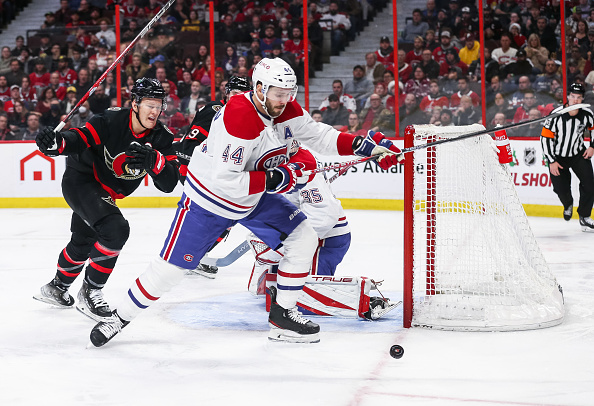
[125,141,166,176]
[36,126,65,156]
[353,130,404,169]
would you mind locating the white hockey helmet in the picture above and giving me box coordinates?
[252,58,298,111]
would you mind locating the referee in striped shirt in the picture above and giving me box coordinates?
[541,83,594,232]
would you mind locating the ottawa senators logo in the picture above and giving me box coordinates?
[104,146,146,180]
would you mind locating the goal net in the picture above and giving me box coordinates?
[403,124,564,331]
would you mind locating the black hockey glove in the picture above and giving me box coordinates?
[36,126,64,156]
[125,142,166,176]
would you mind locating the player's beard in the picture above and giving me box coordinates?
[265,99,286,117]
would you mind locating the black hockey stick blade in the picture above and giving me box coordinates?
[402,103,592,154]
[199,240,251,268]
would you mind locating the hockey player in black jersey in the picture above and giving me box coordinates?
[33,78,180,321]
[174,75,251,278]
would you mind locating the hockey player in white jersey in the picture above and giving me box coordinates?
[247,145,398,320]
[89,58,403,347]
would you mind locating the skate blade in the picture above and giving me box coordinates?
[581,226,594,233]
[267,327,320,343]
[185,268,217,279]
[32,294,74,309]
[370,300,402,320]
[75,304,113,323]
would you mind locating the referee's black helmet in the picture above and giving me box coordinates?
[569,82,586,97]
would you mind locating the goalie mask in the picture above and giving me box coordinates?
[251,58,297,117]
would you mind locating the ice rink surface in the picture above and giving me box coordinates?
[1,207,593,406]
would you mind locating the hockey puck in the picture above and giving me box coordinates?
[390,344,404,359]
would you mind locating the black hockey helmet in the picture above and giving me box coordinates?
[225,75,251,95]
[131,77,167,109]
[569,82,586,97]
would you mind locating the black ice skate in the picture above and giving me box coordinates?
[89,310,129,347]
[563,205,573,221]
[33,276,75,308]
[579,216,594,232]
[268,286,320,343]
[76,280,113,322]
[187,263,218,279]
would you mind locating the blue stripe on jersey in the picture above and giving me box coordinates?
[333,222,349,228]
[186,177,252,215]
[128,289,148,309]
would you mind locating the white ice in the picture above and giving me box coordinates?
[1,208,593,406]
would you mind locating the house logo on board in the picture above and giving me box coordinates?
[20,150,56,181]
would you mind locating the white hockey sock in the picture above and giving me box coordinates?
[275,221,318,309]
[117,256,186,321]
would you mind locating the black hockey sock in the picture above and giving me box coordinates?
[55,247,87,288]
[84,242,121,288]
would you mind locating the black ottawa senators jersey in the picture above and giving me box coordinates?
[174,100,224,167]
[63,107,179,198]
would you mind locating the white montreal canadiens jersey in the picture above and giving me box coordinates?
[184,92,343,219]
[284,164,350,239]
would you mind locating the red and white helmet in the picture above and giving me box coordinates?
[251,58,297,113]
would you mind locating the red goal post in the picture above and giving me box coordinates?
[403,124,564,331]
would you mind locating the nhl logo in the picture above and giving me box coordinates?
[524,148,536,166]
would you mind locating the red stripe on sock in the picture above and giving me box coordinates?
[57,266,81,278]
[94,242,120,256]
[136,278,159,301]
[89,259,113,274]
[277,269,309,279]
[62,248,85,265]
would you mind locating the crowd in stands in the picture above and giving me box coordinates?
[314,0,593,137]
[1,0,590,141]
[0,0,390,141]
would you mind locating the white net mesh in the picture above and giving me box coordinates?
[410,124,564,331]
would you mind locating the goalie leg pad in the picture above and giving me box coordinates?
[289,276,401,319]
[117,256,186,321]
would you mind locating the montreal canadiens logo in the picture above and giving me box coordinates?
[104,146,145,180]
[184,254,194,262]
[254,146,288,170]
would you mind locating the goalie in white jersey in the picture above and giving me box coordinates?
[89,58,403,346]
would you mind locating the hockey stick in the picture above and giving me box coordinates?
[306,103,590,176]
[327,165,350,183]
[51,0,176,142]
[400,102,591,154]
[199,240,251,267]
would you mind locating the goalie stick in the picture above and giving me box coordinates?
[51,0,176,145]
[305,103,591,177]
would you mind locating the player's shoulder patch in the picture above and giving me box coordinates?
[223,96,265,140]
[273,100,304,124]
